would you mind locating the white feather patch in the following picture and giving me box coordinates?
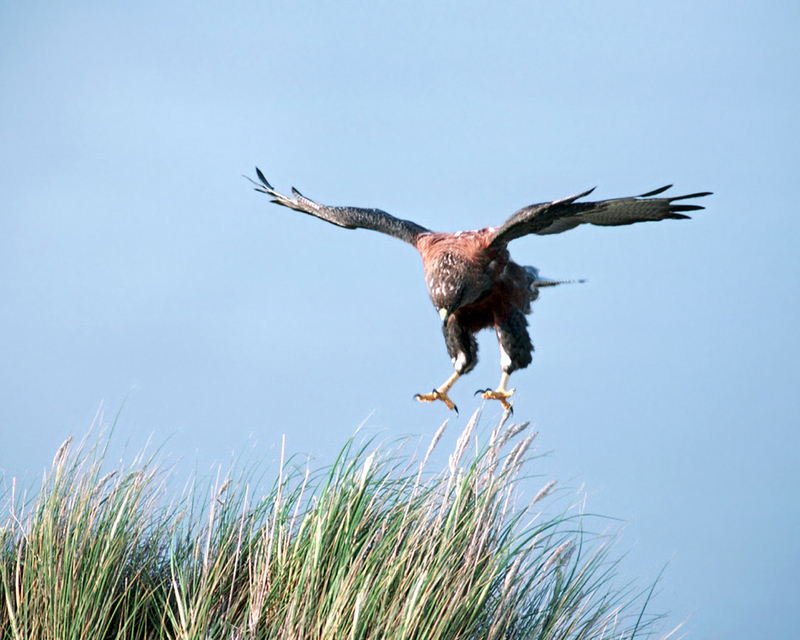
[499,343,512,372]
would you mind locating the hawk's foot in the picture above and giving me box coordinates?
[415,389,458,413]
[477,387,515,411]
[415,371,461,413]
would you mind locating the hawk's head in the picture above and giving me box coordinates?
[425,251,492,323]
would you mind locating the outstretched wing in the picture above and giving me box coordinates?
[249,168,430,246]
[488,185,712,249]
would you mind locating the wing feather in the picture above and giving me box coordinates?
[248,168,430,246]
[489,185,711,247]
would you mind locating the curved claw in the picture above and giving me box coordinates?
[415,389,459,414]
[474,388,491,396]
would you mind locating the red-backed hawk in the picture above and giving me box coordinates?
[251,168,710,412]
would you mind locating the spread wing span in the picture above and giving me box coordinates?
[489,185,712,249]
[249,168,430,246]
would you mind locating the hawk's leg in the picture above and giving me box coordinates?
[415,316,477,412]
[480,308,533,410]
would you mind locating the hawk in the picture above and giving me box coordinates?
[250,168,710,412]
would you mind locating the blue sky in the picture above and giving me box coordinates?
[2,2,798,637]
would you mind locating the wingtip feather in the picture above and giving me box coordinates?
[669,191,713,201]
[638,185,673,198]
[559,186,596,205]
[254,167,273,189]
[670,204,705,212]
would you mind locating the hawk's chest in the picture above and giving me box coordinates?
[416,231,506,301]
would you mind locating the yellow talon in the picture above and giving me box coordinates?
[480,372,515,410]
[415,371,461,412]
[480,387,515,410]
[415,389,457,412]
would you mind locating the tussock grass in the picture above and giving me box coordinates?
[1,411,669,639]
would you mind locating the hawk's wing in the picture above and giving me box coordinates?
[488,185,712,249]
[249,168,430,246]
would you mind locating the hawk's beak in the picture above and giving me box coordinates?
[439,308,449,323]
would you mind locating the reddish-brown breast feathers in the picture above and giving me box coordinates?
[415,229,523,331]
[415,229,499,274]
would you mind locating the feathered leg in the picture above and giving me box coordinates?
[480,308,533,410]
[415,316,477,413]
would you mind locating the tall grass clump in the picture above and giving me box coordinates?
[1,410,670,639]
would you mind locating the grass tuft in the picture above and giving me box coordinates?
[2,411,670,639]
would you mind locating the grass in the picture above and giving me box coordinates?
[1,410,672,640]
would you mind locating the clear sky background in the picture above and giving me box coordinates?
[2,2,798,638]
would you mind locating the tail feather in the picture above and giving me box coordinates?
[525,266,586,289]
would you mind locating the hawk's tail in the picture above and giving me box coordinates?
[525,266,586,289]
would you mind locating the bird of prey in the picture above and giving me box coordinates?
[250,168,710,412]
